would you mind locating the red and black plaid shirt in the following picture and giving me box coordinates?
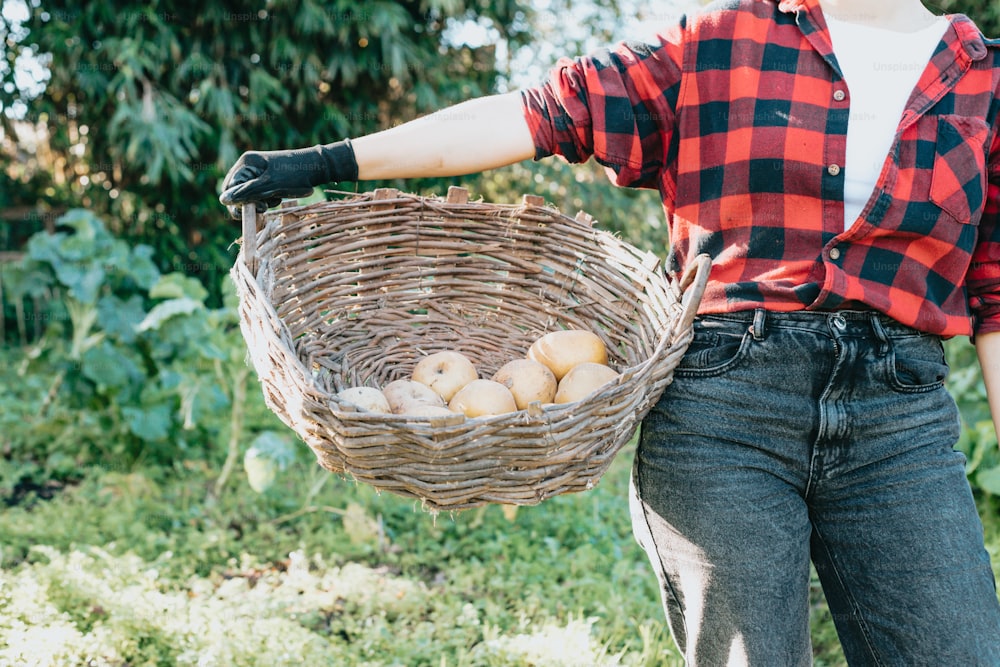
[521,0,1000,337]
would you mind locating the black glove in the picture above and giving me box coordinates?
[219,139,358,218]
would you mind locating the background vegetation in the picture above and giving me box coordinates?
[1,0,998,665]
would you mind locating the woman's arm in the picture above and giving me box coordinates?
[219,92,537,211]
[354,91,536,179]
[975,330,1000,448]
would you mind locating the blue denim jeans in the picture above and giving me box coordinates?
[630,309,1000,666]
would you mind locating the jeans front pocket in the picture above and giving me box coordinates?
[885,333,949,394]
[676,318,751,377]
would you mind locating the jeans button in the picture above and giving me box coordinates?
[831,314,847,330]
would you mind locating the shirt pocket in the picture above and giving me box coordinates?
[928,115,989,224]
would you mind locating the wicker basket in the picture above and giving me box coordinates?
[231,187,709,511]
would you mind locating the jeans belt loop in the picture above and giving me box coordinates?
[869,313,890,356]
[750,308,767,341]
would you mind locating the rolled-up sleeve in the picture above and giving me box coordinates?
[519,22,686,190]
[968,131,1000,336]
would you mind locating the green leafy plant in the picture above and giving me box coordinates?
[17,208,158,358]
[946,337,1000,495]
[2,209,283,489]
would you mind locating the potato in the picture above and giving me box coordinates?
[527,330,608,380]
[335,386,392,413]
[491,358,557,409]
[553,362,619,404]
[448,379,518,418]
[411,350,479,401]
[382,379,447,414]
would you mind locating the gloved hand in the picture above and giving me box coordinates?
[219,139,358,218]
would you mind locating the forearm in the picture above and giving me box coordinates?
[975,330,1000,447]
[352,91,537,180]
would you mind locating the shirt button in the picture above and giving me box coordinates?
[833,89,846,101]
[829,246,842,260]
[827,164,841,176]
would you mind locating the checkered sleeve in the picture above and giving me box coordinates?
[969,129,1000,336]
[520,22,686,189]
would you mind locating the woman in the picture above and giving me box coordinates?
[220,0,1000,663]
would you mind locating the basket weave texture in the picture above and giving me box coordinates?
[231,187,709,511]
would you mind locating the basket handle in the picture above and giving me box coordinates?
[242,203,258,272]
[677,253,711,332]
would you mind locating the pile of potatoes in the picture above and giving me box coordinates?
[335,329,619,419]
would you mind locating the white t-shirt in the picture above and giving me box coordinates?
[824,15,949,230]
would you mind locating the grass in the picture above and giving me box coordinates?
[1,434,997,666]
[0,446,676,666]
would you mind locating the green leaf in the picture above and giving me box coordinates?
[137,297,203,332]
[60,233,102,261]
[123,405,173,442]
[0,262,53,300]
[158,370,184,391]
[25,230,66,267]
[81,341,139,389]
[128,244,160,289]
[54,209,102,241]
[975,466,1000,496]
[149,272,209,302]
[64,263,106,305]
[20,210,119,304]
[186,383,229,428]
[96,295,147,344]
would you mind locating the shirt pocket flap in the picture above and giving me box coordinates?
[929,115,989,224]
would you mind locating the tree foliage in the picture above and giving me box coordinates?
[926,0,1000,35]
[1,0,533,298]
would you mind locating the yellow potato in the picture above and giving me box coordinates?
[527,330,608,380]
[411,350,479,401]
[492,358,557,409]
[448,379,518,418]
[554,362,619,404]
[382,379,447,414]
